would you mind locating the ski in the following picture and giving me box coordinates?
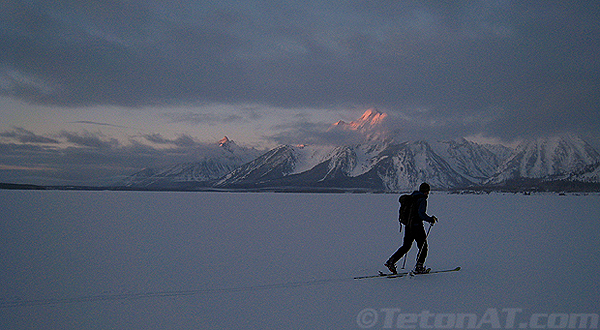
[409,266,461,277]
[353,270,411,280]
[354,266,461,280]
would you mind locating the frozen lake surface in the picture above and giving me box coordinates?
[1,190,599,329]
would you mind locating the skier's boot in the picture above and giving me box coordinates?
[384,260,397,274]
[413,263,430,274]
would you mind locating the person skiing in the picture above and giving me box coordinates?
[385,182,438,274]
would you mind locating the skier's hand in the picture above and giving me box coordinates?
[431,216,438,224]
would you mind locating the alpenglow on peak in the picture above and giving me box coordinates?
[219,136,231,147]
[332,109,388,132]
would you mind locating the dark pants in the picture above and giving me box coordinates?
[388,224,428,265]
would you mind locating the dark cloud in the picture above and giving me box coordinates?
[0,127,59,144]
[1,0,599,141]
[164,112,246,125]
[142,133,172,145]
[266,121,367,146]
[58,131,119,149]
[265,109,499,146]
[69,121,128,128]
[143,133,199,148]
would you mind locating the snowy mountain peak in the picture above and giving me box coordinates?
[358,108,387,125]
[332,109,387,131]
[219,136,232,147]
[123,133,600,192]
[486,134,600,184]
[122,136,262,188]
[329,109,390,143]
[218,136,244,153]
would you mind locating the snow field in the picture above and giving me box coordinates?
[0,190,599,329]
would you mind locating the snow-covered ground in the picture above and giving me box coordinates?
[1,190,599,329]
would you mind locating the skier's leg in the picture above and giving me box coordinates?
[414,225,428,265]
[388,226,415,264]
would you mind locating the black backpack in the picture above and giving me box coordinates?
[398,194,415,226]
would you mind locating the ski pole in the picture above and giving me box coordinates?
[414,222,433,265]
[401,236,408,269]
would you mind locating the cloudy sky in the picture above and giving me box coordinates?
[1,0,599,185]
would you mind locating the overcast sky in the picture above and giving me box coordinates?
[1,0,599,185]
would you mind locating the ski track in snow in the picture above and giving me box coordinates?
[1,190,599,329]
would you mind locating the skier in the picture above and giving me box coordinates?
[385,182,438,274]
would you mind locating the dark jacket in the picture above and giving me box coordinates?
[410,190,435,225]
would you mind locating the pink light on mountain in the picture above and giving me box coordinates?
[332,109,388,132]
[219,136,231,147]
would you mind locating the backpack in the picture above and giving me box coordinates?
[398,194,415,226]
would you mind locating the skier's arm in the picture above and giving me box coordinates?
[417,199,436,223]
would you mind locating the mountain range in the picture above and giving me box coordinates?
[121,110,600,192]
